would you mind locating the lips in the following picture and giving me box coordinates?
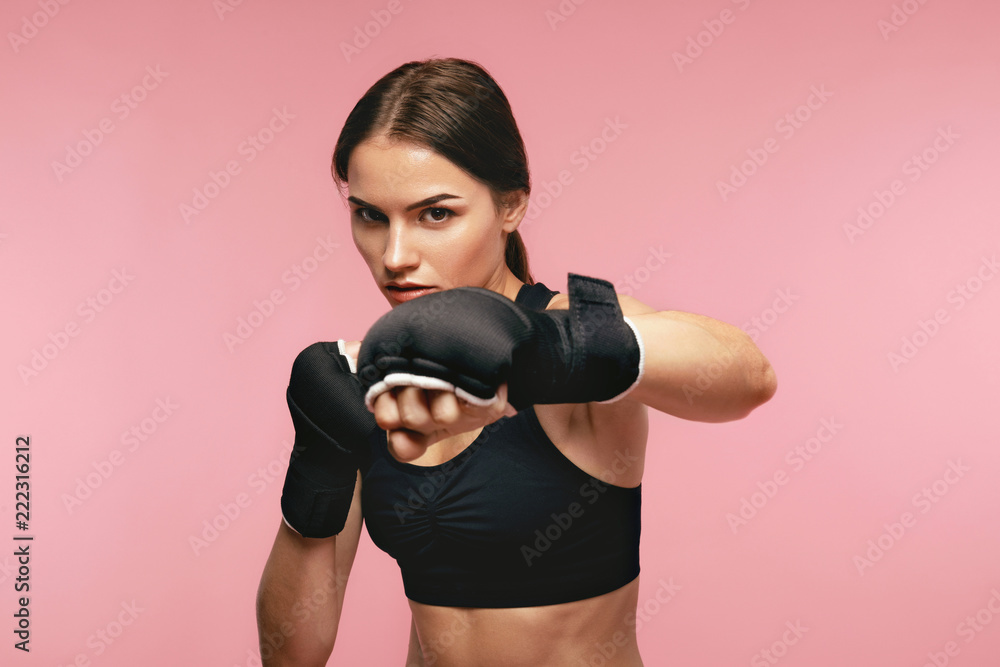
[386,284,435,304]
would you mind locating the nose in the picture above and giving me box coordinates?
[382,219,419,274]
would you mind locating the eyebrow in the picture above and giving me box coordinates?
[347,193,462,212]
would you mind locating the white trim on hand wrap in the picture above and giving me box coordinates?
[363,374,502,412]
[595,315,645,404]
[337,339,357,374]
[280,514,303,536]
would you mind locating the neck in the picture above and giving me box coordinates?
[496,267,524,302]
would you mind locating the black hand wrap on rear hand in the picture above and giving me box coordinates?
[280,341,379,538]
[357,273,644,412]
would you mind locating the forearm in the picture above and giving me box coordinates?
[256,521,342,666]
[625,310,777,422]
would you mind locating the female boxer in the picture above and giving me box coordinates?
[257,58,777,666]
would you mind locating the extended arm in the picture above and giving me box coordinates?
[357,274,778,457]
[614,297,777,423]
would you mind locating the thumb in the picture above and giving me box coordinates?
[387,429,428,463]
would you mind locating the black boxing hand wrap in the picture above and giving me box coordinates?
[280,341,378,538]
[508,274,644,408]
[357,273,644,412]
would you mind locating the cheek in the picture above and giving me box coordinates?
[435,224,502,276]
[352,227,382,269]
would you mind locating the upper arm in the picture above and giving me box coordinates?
[603,298,777,422]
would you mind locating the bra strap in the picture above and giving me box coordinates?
[514,281,558,312]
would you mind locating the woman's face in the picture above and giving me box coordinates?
[346,136,524,308]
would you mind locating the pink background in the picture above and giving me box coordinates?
[3,0,999,664]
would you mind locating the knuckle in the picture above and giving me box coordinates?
[397,409,420,430]
[398,397,431,431]
[373,402,398,428]
[433,401,460,424]
[431,398,459,423]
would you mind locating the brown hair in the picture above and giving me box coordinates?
[331,57,534,285]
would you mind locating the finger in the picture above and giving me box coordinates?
[428,389,462,425]
[372,391,401,431]
[395,386,434,432]
[387,428,430,462]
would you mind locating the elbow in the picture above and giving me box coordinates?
[678,349,777,424]
[757,359,778,405]
[739,357,777,418]
[713,353,776,423]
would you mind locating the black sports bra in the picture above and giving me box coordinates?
[355,282,642,608]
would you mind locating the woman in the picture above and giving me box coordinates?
[256,57,777,666]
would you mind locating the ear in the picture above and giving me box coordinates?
[499,189,529,234]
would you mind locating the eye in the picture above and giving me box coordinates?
[353,207,385,223]
[422,207,454,223]
[352,207,454,224]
